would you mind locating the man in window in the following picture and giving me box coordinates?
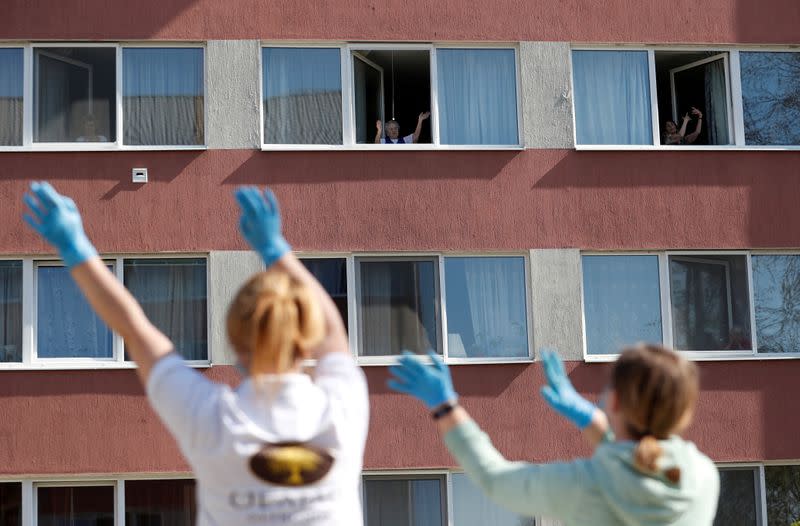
[375,112,430,144]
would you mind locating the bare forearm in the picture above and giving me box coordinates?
[273,253,349,356]
[70,257,173,382]
[679,120,689,136]
[413,121,423,143]
[582,409,610,449]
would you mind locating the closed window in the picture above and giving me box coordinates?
[37,485,114,526]
[451,472,534,526]
[125,258,208,361]
[740,52,800,146]
[444,256,528,358]
[362,475,445,526]
[125,479,197,525]
[582,255,663,356]
[0,48,23,146]
[715,467,760,526]
[262,47,343,145]
[752,255,800,353]
[765,465,800,525]
[123,47,205,145]
[36,265,113,359]
[0,483,21,526]
[302,258,348,329]
[0,261,22,363]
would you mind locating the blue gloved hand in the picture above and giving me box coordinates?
[387,351,458,410]
[539,348,597,429]
[23,181,98,269]
[234,186,291,268]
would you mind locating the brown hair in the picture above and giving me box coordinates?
[227,270,324,375]
[611,344,699,483]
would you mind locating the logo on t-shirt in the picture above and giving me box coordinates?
[249,442,334,486]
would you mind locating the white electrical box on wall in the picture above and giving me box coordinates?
[132,168,148,183]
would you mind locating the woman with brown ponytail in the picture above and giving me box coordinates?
[388,344,719,525]
[23,182,368,525]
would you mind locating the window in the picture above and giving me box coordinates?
[362,475,445,526]
[451,473,535,526]
[261,44,520,148]
[715,467,760,526]
[0,48,23,146]
[37,484,114,526]
[125,258,208,361]
[740,52,800,146]
[669,255,751,351]
[765,465,800,525]
[123,48,204,145]
[573,47,800,148]
[357,258,440,357]
[125,479,197,525]
[3,43,205,149]
[262,47,343,145]
[582,255,662,356]
[36,264,114,359]
[0,483,21,526]
[444,256,528,358]
[572,50,653,145]
[582,252,800,359]
[0,261,22,363]
[301,258,348,328]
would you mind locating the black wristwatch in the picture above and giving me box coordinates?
[431,400,459,420]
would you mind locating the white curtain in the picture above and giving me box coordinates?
[444,257,527,358]
[437,49,518,145]
[124,259,207,360]
[358,261,437,356]
[124,48,204,145]
[0,262,22,363]
[364,479,442,526]
[572,50,652,145]
[704,59,730,145]
[262,47,342,145]
[37,267,112,358]
[670,259,729,350]
[0,49,23,146]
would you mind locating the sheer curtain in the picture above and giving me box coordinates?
[124,259,207,360]
[0,262,22,363]
[124,48,204,145]
[451,473,535,526]
[444,257,527,358]
[437,48,518,145]
[37,486,114,526]
[125,479,196,526]
[0,49,23,146]
[358,261,437,356]
[572,50,652,145]
[364,479,442,526]
[37,267,112,359]
[670,259,728,350]
[262,47,342,144]
[704,58,731,145]
[35,53,71,142]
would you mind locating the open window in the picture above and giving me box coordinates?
[351,49,431,145]
[655,51,733,145]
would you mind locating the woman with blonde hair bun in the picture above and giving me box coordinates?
[23,182,368,525]
[388,344,719,525]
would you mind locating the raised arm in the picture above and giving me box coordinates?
[234,187,349,359]
[684,107,703,144]
[678,113,690,138]
[23,182,172,383]
[374,120,383,144]
[412,112,430,143]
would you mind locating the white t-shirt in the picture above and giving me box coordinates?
[147,352,369,526]
[380,134,414,144]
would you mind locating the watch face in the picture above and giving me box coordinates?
[249,442,335,486]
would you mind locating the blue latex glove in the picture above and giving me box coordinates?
[539,348,596,429]
[234,186,291,268]
[387,351,458,410]
[23,181,98,269]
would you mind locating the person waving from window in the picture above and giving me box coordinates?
[375,111,430,144]
[664,107,703,145]
[23,182,369,525]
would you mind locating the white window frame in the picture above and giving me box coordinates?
[297,252,533,365]
[717,463,768,526]
[0,255,210,370]
[570,45,800,151]
[0,42,207,152]
[260,42,523,151]
[581,250,800,362]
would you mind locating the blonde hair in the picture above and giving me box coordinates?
[611,344,699,483]
[227,270,324,375]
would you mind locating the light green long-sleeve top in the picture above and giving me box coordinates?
[445,420,720,526]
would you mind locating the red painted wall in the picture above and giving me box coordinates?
[0,361,797,475]
[2,150,800,253]
[1,0,798,44]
